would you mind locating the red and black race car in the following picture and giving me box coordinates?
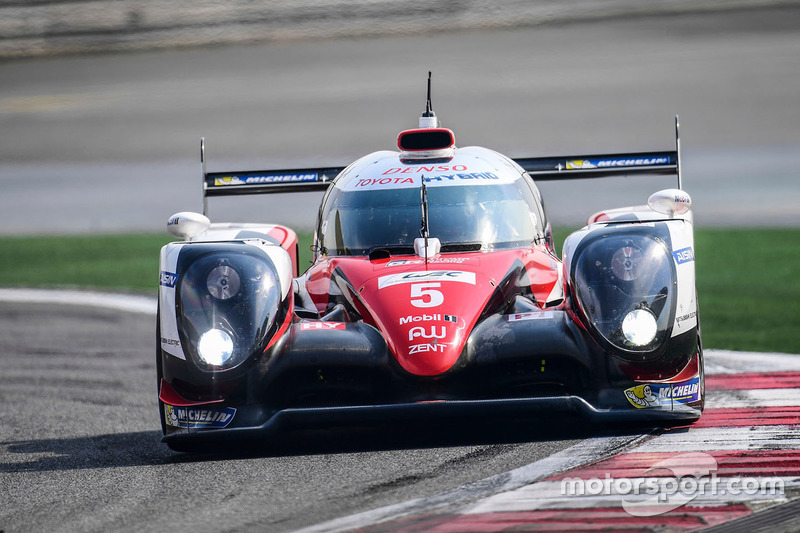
[157,79,703,451]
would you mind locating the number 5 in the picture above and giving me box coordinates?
[410,282,443,308]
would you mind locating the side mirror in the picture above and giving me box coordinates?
[167,212,210,239]
[648,189,692,218]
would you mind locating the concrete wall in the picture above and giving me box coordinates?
[0,0,795,58]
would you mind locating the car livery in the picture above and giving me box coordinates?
[156,82,703,451]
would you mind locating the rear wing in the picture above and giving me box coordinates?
[200,116,683,215]
[201,139,344,215]
[516,150,678,181]
[516,116,683,188]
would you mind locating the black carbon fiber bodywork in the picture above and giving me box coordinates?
[159,304,702,451]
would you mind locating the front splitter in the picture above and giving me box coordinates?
[162,395,701,450]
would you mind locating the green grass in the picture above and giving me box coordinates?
[0,234,175,293]
[0,229,797,354]
[693,229,800,354]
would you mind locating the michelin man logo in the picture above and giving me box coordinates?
[624,378,700,409]
[164,405,181,427]
[625,384,661,408]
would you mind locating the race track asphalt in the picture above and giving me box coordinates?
[0,301,601,532]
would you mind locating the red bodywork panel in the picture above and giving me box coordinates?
[266,225,299,276]
[305,246,559,377]
[159,379,224,407]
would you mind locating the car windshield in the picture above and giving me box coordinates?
[318,179,545,255]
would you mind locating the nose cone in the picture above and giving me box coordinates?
[389,313,465,376]
[368,267,491,376]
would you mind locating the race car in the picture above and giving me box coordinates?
[157,79,703,451]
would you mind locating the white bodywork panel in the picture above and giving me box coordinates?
[563,201,697,341]
[333,147,526,192]
[158,236,293,360]
[183,222,292,243]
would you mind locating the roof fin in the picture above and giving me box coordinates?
[420,175,429,263]
[415,175,440,263]
[419,71,438,129]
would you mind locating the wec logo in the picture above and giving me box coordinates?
[378,270,476,289]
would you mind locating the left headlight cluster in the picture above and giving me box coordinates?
[571,231,676,359]
[176,245,282,371]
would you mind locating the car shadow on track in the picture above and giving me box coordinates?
[167,415,662,461]
[0,416,662,471]
[0,430,171,472]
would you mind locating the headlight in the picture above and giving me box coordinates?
[197,329,234,366]
[621,308,658,346]
[206,265,241,300]
[572,231,676,358]
[611,246,644,281]
[176,244,282,371]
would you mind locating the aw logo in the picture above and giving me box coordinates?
[408,326,446,341]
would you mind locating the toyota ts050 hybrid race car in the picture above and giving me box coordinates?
[157,80,703,451]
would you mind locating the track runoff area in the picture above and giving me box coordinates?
[300,349,800,533]
[7,290,799,532]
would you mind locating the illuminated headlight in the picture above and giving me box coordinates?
[175,244,283,372]
[571,231,677,358]
[621,309,658,347]
[197,329,234,366]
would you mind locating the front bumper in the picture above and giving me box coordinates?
[162,394,701,450]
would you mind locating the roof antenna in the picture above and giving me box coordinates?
[419,71,438,129]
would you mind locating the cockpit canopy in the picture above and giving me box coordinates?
[315,147,550,256]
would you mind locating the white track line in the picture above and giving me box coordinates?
[708,389,800,409]
[464,478,796,514]
[293,434,653,533]
[0,288,156,315]
[705,350,800,373]
[634,425,800,453]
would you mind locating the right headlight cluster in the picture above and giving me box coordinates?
[572,232,676,358]
[176,244,282,372]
